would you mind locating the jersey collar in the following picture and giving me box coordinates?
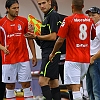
[44,8,53,17]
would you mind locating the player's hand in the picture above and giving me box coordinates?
[28,22,34,33]
[2,45,10,54]
[90,56,95,65]
[49,53,55,62]
[32,57,37,67]
[24,32,36,39]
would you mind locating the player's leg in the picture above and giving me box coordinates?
[82,77,89,99]
[39,56,52,100]
[59,63,64,84]
[58,54,65,84]
[81,63,89,99]
[18,61,33,100]
[39,76,52,100]
[2,64,17,100]
[64,61,82,100]
[49,53,61,100]
[49,79,61,100]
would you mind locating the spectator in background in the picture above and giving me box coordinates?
[85,7,100,100]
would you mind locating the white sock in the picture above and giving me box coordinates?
[73,91,82,100]
[82,77,88,97]
[6,88,16,100]
[80,87,83,96]
[83,89,88,97]
[23,87,33,100]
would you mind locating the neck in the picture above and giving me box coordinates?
[73,11,83,14]
[6,14,16,21]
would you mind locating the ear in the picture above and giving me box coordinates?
[82,5,84,8]
[71,4,74,9]
[53,6,56,10]
[48,0,51,5]
[6,7,9,12]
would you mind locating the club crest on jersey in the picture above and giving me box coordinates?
[18,24,22,31]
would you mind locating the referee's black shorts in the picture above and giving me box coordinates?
[40,50,60,80]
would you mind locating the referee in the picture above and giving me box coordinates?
[25,0,61,99]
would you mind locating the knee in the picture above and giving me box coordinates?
[70,84,81,91]
[6,83,15,89]
[49,80,59,88]
[38,79,45,86]
[21,82,31,89]
[38,77,49,86]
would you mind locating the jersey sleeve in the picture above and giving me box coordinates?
[57,17,69,38]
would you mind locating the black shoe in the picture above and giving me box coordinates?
[83,95,89,100]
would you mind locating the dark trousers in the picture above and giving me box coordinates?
[0,56,5,100]
[0,82,5,100]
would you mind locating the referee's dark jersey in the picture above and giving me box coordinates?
[40,8,60,79]
[40,8,60,50]
[58,14,67,54]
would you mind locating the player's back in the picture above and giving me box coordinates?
[62,14,95,63]
[67,14,93,62]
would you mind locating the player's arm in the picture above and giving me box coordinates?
[25,19,37,66]
[0,29,9,54]
[0,44,9,54]
[35,32,57,41]
[27,38,37,66]
[25,31,57,41]
[49,37,65,62]
[49,18,68,62]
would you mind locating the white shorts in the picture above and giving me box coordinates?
[2,61,32,83]
[64,61,89,85]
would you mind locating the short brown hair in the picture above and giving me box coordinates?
[72,0,84,10]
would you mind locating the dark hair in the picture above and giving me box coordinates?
[5,0,19,8]
[51,0,58,11]
[72,0,84,10]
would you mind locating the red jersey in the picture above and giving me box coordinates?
[58,14,96,63]
[0,16,29,64]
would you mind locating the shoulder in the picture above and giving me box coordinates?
[0,16,7,25]
[50,10,59,17]
[16,16,28,23]
[58,13,67,21]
